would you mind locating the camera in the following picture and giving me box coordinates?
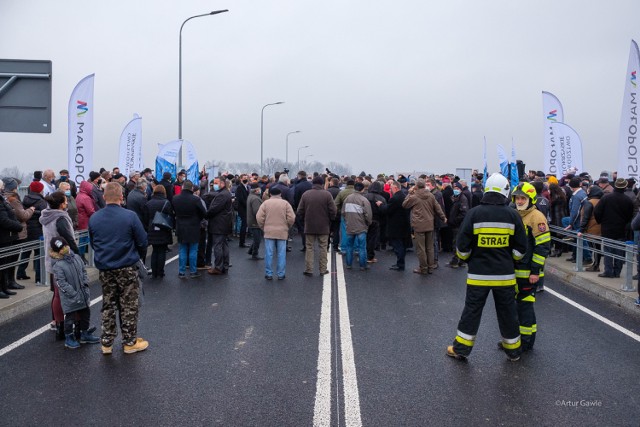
[283,168,290,175]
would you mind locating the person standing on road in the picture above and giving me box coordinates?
[246,183,264,260]
[402,179,446,275]
[593,178,634,278]
[206,177,233,276]
[172,180,206,279]
[144,185,174,279]
[378,180,411,271]
[256,187,296,280]
[49,236,100,349]
[342,182,372,270]
[447,173,527,362]
[0,179,24,299]
[89,182,149,355]
[297,176,337,276]
[511,182,550,352]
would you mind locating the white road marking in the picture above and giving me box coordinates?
[0,255,179,357]
[335,255,362,427]
[546,287,640,343]
[313,255,333,427]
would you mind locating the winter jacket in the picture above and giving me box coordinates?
[172,189,206,244]
[514,206,551,277]
[145,195,174,246]
[342,191,372,234]
[66,196,78,229]
[402,188,446,233]
[448,193,469,228]
[91,183,105,211]
[593,188,634,239]
[127,189,148,232]
[235,183,249,216]
[379,191,411,240]
[89,204,148,270]
[335,185,355,215]
[567,188,587,230]
[256,194,296,240]
[0,195,23,245]
[6,193,34,240]
[39,208,78,272]
[51,249,90,314]
[293,179,312,210]
[455,192,528,287]
[297,184,337,235]
[76,181,96,230]
[206,188,233,235]
[246,192,263,228]
[160,178,175,202]
[21,192,47,240]
[578,186,603,236]
[364,182,387,223]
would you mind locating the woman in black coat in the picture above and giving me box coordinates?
[17,182,49,283]
[0,187,24,298]
[144,185,174,278]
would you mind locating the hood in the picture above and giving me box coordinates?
[22,193,43,206]
[39,208,68,226]
[587,186,604,199]
[369,181,383,194]
[50,246,74,261]
[414,188,431,199]
[79,180,94,195]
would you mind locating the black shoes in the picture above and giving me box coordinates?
[389,265,405,271]
[303,271,313,277]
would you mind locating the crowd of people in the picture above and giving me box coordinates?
[0,164,639,358]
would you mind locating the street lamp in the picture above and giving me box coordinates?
[285,130,301,165]
[178,9,228,165]
[261,101,284,175]
[297,145,310,172]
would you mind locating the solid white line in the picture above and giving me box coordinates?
[546,287,640,343]
[313,255,333,427]
[335,255,362,427]
[0,255,179,358]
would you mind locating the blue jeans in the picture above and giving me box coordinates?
[603,239,624,277]
[265,239,287,278]
[340,217,348,251]
[560,216,591,261]
[179,243,198,274]
[345,232,367,268]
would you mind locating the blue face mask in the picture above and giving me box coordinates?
[213,184,220,192]
[64,190,71,196]
[453,189,461,196]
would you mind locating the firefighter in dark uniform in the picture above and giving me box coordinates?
[447,173,528,362]
[511,182,551,351]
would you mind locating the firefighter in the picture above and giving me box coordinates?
[510,182,551,351]
[447,173,528,362]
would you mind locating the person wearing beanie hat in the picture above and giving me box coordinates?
[594,177,634,278]
[546,175,558,186]
[1,177,20,193]
[297,174,337,275]
[87,171,106,210]
[49,235,100,349]
[16,179,49,284]
[256,182,296,280]
[89,171,101,183]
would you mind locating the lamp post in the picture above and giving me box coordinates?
[297,145,309,172]
[178,9,228,165]
[285,130,301,165]
[261,101,284,175]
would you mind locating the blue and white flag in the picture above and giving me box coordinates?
[118,114,143,178]
[510,140,519,188]
[155,140,182,181]
[182,140,200,184]
[542,91,564,177]
[497,144,509,178]
[617,40,640,180]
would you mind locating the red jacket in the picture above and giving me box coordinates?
[76,181,96,230]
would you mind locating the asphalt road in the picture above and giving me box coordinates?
[1,241,639,426]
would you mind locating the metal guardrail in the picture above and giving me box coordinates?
[549,225,637,292]
[0,230,93,286]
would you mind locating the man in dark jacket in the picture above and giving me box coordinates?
[378,180,411,271]
[89,182,148,355]
[246,183,264,260]
[0,182,24,298]
[207,177,233,275]
[235,174,250,248]
[364,181,387,263]
[126,178,148,231]
[297,176,337,275]
[17,181,48,284]
[172,180,206,279]
[160,172,175,202]
[327,177,342,252]
[89,171,106,211]
[293,171,313,251]
[594,178,634,278]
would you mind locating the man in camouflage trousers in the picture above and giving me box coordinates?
[89,182,148,355]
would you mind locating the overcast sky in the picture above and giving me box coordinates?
[1,1,638,177]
